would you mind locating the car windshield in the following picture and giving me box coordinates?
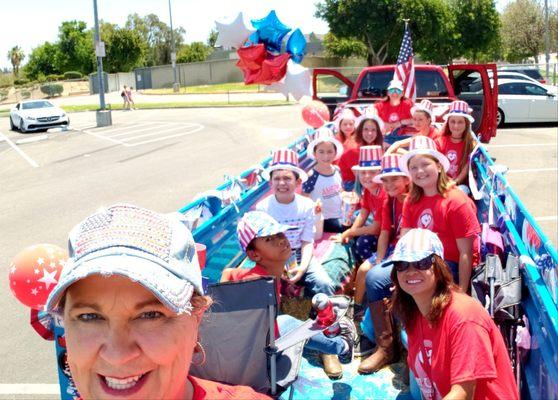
[357,70,449,98]
[21,101,54,110]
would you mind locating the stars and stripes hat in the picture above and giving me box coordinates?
[356,107,385,135]
[352,145,384,171]
[307,127,344,161]
[46,204,204,315]
[443,100,474,123]
[389,228,444,263]
[373,154,409,183]
[262,148,308,182]
[237,211,293,252]
[411,99,435,120]
[399,136,450,174]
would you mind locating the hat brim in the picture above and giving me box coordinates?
[372,171,409,183]
[386,250,435,264]
[262,164,308,182]
[443,112,475,123]
[400,148,450,175]
[307,137,344,161]
[411,106,434,120]
[46,253,198,315]
[352,165,382,172]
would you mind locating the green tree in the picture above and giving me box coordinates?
[7,46,25,77]
[207,29,218,47]
[57,20,94,74]
[323,32,367,58]
[24,42,62,80]
[103,27,147,72]
[176,42,212,63]
[501,0,545,62]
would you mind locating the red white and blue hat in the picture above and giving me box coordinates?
[262,148,308,182]
[400,136,450,174]
[351,145,383,171]
[443,100,474,123]
[333,108,357,134]
[389,228,444,263]
[356,107,385,135]
[373,154,409,183]
[237,211,293,252]
[307,127,343,161]
[411,99,435,120]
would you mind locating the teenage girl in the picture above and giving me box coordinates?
[374,79,413,133]
[333,108,357,147]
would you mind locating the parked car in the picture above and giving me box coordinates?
[496,78,558,127]
[313,63,498,142]
[9,100,69,133]
[498,66,546,84]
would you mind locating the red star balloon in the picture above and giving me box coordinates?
[301,100,331,128]
[9,244,68,310]
[255,53,290,85]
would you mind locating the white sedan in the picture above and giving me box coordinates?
[497,79,558,127]
[9,100,69,133]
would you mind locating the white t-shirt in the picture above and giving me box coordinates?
[302,168,343,220]
[256,194,315,250]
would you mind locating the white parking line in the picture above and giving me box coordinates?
[132,125,205,146]
[488,143,556,148]
[0,132,39,168]
[0,383,59,395]
[109,123,171,138]
[534,215,558,222]
[120,125,191,142]
[507,167,558,173]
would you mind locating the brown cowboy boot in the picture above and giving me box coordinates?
[320,353,343,379]
[358,298,398,374]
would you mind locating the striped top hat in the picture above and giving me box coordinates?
[400,136,450,174]
[351,145,383,171]
[307,127,344,161]
[237,211,293,252]
[262,148,308,182]
[411,99,435,120]
[356,107,385,134]
[443,100,474,123]
[373,154,409,183]
[389,228,444,263]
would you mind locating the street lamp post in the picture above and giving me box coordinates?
[168,0,179,92]
[93,0,112,126]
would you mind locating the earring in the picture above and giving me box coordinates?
[191,341,206,366]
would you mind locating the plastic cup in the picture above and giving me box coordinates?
[195,243,207,270]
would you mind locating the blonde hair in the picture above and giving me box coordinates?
[442,116,475,174]
[408,154,455,203]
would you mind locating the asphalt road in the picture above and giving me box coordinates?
[0,108,556,396]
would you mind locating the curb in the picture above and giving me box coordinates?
[16,134,49,145]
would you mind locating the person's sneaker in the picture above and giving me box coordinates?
[338,316,358,364]
[354,334,375,357]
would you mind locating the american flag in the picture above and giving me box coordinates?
[394,24,416,101]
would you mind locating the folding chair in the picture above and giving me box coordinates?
[190,277,305,398]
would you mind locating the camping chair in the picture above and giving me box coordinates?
[190,277,306,398]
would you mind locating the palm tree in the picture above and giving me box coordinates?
[7,46,25,77]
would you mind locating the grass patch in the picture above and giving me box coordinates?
[60,100,293,113]
[143,82,264,95]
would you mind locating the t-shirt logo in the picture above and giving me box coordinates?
[418,209,434,230]
[389,112,399,122]
[414,339,442,400]
[447,150,457,163]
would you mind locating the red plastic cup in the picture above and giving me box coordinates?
[195,243,207,270]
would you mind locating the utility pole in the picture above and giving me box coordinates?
[93,0,111,126]
[168,0,179,92]
[544,0,550,81]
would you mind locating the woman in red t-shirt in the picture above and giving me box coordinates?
[400,136,480,292]
[374,79,413,134]
[435,100,476,185]
[390,229,518,400]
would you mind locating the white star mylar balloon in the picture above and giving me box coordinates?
[267,60,312,101]
[215,12,255,49]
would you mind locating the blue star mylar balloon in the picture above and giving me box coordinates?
[251,10,291,53]
[286,28,307,63]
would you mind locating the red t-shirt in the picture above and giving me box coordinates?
[401,188,480,263]
[338,147,360,183]
[190,375,271,400]
[436,136,466,179]
[406,292,518,400]
[360,186,386,222]
[425,126,441,140]
[381,196,405,246]
[375,98,413,124]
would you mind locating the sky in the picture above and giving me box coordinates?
[0,0,513,71]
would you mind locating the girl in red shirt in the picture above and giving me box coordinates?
[338,109,385,190]
[374,79,413,134]
[390,229,518,400]
[333,108,357,146]
[400,136,480,292]
[435,100,476,185]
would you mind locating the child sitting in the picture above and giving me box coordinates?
[333,108,357,147]
[256,148,335,297]
[303,127,345,233]
[222,211,357,379]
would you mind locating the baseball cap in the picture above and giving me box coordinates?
[46,204,203,315]
[389,228,445,263]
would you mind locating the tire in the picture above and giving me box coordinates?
[497,108,505,128]
[19,118,27,133]
[9,116,15,131]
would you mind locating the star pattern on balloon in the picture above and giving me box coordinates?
[215,12,255,49]
[38,268,58,291]
[251,10,291,53]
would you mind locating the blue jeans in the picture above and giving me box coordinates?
[277,314,345,355]
[301,258,335,296]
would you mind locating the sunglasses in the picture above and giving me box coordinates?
[388,88,403,94]
[394,255,434,272]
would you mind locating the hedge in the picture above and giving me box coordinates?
[40,83,64,97]
[14,78,30,86]
[64,71,83,80]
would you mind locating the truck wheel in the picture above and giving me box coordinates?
[497,108,505,128]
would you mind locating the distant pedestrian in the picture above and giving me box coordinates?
[126,86,136,110]
[121,85,130,110]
